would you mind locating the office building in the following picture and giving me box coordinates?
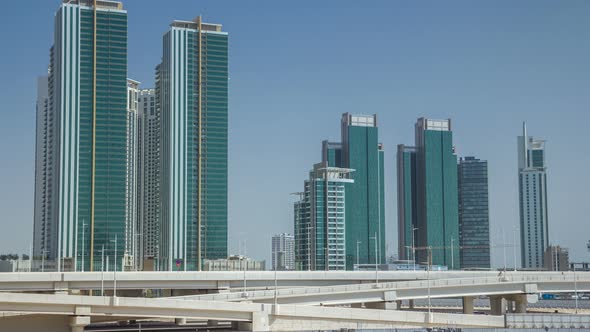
[458,156,491,269]
[544,245,569,271]
[272,233,295,271]
[322,114,386,269]
[397,144,417,263]
[33,0,128,271]
[397,118,459,268]
[518,123,549,269]
[294,165,354,271]
[157,17,228,271]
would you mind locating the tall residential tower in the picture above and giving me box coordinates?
[295,113,385,270]
[157,17,228,271]
[518,123,549,269]
[34,0,128,271]
[272,233,295,271]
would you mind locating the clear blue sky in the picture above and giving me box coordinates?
[1,0,589,267]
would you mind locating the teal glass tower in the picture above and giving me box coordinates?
[157,17,228,271]
[34,0,128,272]
[321,113,385,269]
[397,118,459,268]
[396,144,417,263]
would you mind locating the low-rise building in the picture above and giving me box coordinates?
[203,255,265,271]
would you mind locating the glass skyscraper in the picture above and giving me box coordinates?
[323,114,386,269]
[295,113,385,270]
[397,118,459,268]
[294,165,353,271]
[137,87,159,270]
[157,17,228,271]
[396,144,417,263]
[518,122,549,269]
[458,156,491,269]
[34,0,128,272]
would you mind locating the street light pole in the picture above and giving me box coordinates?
[412,227,418,271]
[427,246,432,315]
[574,265,579,314]
[101,245,104,296]
[81,221,86,272]
[356,240,361,268]
[370,233,378,285]
[513,226,518,271]
[451,236,455,270]
[502,229,507,272]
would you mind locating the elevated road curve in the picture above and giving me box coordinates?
[0,270,586,292]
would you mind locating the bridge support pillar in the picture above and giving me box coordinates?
[409,299,415,309]
[175,318,187,325]
[70,316,90,332]
[514,294,527,313]
[462,296,474,314]
[490,296,506,315]
[251,311,270,331]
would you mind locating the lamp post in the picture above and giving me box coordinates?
[41,249,48,273]
[451,236,455,270]
[109,235,118,297]
[81,221,87,272]
[513,226,518,271]
[356,240,361,268]
[100,245,105,296]
[412,227,418,271]
[502,229,507,272]
[427,246,432,315]
[574,265,579,314]
[370,233,378,285]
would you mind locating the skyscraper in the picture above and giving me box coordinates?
[33,75,55,264]
[157,17,228,271]
[323,114,385,269]
[271,233,295,271]
[137,87,159,269]
[125,79,140,270]
[397,118,459,268]
[33,0,128,271]
[396,144,417,263]
[518,122,549,269]
[458,156,491,269]
[294,165,353,271]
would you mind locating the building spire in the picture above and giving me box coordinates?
[522,121,528,167]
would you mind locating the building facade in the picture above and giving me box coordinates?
[397,144,417,263]
[203,256,265,271]
[137,88,159,269]
[33,0,128,271]
[33,75,56,263]
[125,79,140,270]
[518,123,549,269]
[294,166,353,271]
[157,17,228,271]
[322,114,385,269]
[544,245,569,271]
[458,156,491,269]
[397,118,459,268]
[272,233,295,271]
